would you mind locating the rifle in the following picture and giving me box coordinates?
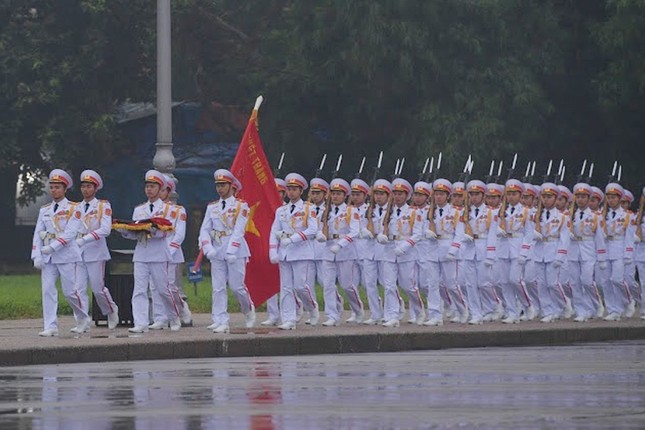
[432,152,442,182]
[321,154,342,238]
[423,156,434,182]
[355,156,366,179]
[274,152,285,177]
[427,153,443,230]
[461,155,474,236]
[366,151,383,234]
[486,160,495,184]
[418,157,430,182]
[535,161,553,235]
[383,159,402,237]
[308,153,327,203]
[636,194,644,241]
[602,160,618,223]
[586,162,594,184]
[570,160,587,224]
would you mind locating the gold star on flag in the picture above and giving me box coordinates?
[245,202,261,237]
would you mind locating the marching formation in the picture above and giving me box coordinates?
[30,155,645,336]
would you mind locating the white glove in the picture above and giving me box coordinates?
[330,244,341,254]
[394,247,405,256]
[376,234,388,244]
[624,256,633,266]
[425,229,437,240]
[533,231,544,241]
[597,261,608,270]
[517,255,528,266]
[445,253,457,262]
[316,231,327,242]
[41,245,54,255]
[484,258,495,268]
[280,237,292,247]
[33,258,43,270]
[496,226,507,238]
[634,235,642,243]
[462,234,474,243]
[225,253,237,263]
[75,238,85,247]
[206,249,218,260]
[39,231,47,240]
[553,260,562,269]
[360,228,374,239]
[274,230,285,240]
[269,250,279,264]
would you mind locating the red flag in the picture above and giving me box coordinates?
[230,114,282,306]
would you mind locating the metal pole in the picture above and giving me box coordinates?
[153,0,177,201]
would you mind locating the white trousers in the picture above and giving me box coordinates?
[321,260,363,323]
[210,258,253,326]
[41,262,89,330]
[458,259,494,320]
[497,258,531,318]
[596,259,631,315]
[151,263,185,324]
[523,260,541,316]
[78,260,117,316]
[278,260,311,324]
[358,259,384,320]
[569,260,601,319]
[638,262,645,316]
[132,262,182,328]
[534,261,567,317]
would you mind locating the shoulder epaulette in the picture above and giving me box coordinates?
[100,199,109,203]
[41,203,52,209]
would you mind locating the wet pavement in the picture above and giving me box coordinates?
[1,341,644,429]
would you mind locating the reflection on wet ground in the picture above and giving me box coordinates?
[1,341,644,429]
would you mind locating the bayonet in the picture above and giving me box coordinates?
[617,164,622,182]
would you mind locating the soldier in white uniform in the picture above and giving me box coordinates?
[269,173,319,330]
[75,170,119,329]
[117,170,183,333]
[460,180,498,325]
[496,179,535,323]
[425,179,467,324]
[634,187,645,320]
[521,183,541,319]
[31,169,91,336]
[620,189,641,308]
[483,183,506,321]
[410,181,432,324]
[533,183,571,322]
[568,182,607,321]
[317,178,365,326]
[598,183,636,320]
[199,169,256,333]
[261,178,288,326]
[149,174,192,329]
[363,179,392,325]
[350,178,383,323]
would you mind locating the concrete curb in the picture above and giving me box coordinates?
[1,314,644,366]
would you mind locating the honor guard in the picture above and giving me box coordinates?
[410,181,432,324]
[316,178,365,326]
[76,170,119,329]
[199,169,256,333]
[483,183,505,321]
[260,178,289,326]
[269,173,319,330]
[149,174,192,330]
[532,183,572,323]
[620,189,640,307]
[450,181,466,209]
[635,187,645,320]
[350,178,383,323]
[425,179,467,324]
[568,182,607,321]
[521,183,541,319]
[598,183,636,321]
[496,179,534,324]
[117,170,182,333]
[31,169,90,336]
[460,180,499,325]
[589,187,604,213]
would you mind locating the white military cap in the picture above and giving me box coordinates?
[275,178,287,193]
[145,169,165,186]
[162,174,176,193]
[540,182,560,196]
[372,179,392,194]
[523,183,539,197]
[467,180,486,194]
[622,189,633,203]
[80,169,102,190]
[413,181,432,196]
[330,178,350,194]
[591,186,604,201]
[433,178,452,194]
[350,178,370,194]
[285,172,307,190]
[486,183,504,196]
[452,181,465,194]
[49,169,73,188]
[310,177,330,192]
[505,178,524,193]
[214,168,236,184]
[605,182,624,197]
[557,185,572,200]
[392,178,413,197]
[573,183,592,195]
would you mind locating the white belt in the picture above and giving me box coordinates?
[606,235,624,241]
[505,233,523,238]
[573,236,594,242]
[543,237,559,242]
[211,230,231,239]
[473,234,488,240]
[390,235,411,240]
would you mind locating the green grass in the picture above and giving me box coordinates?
[0,274,375,320]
